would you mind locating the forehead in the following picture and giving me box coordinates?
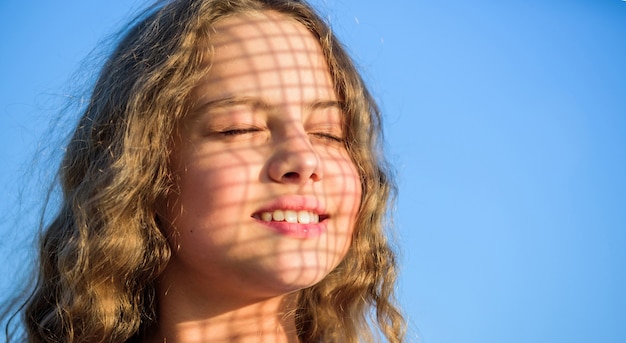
[189,11,335,106]
[211,11,320,58]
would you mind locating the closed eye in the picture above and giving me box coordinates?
[311,132,344,143]
[219,128,262,136]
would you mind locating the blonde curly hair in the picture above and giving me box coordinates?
[14,0,405,342]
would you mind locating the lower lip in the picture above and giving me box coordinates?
[254,219,325,239]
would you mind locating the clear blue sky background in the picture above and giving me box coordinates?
[1,1,625,342]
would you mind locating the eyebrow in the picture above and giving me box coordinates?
[190,96,344,118]
[308,100,344,111]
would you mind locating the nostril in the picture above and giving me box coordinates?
[282,172,300,180]
[269,145,323,184]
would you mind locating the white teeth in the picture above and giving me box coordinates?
[272,210,285,221]
[284,210,298,223]
[297,210,310,224]
[261,212,272,222]
[259,210,320,224]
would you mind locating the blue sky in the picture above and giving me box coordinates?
[1,1,625,342]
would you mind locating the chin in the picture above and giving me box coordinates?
[263,255,342,292]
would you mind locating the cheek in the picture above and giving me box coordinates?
[333,154,362,212]
[162,150,256,233]
[327,153,362,244]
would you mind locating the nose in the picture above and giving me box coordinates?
[268,131,322,184]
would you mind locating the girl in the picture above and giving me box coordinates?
[7,0,405,341]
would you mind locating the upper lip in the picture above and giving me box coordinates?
[252,195,327,217]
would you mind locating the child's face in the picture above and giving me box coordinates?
[160,12,362,299]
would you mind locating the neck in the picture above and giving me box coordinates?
[143,279,301,343]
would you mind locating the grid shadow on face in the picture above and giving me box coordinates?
[151,12,363,342]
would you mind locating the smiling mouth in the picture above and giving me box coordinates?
[253,210,327,224]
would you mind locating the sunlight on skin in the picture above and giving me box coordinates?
[145,11,362,343]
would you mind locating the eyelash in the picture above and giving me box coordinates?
[219,128,261,136]
[215,128,343,143]
[312,132,344,143]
